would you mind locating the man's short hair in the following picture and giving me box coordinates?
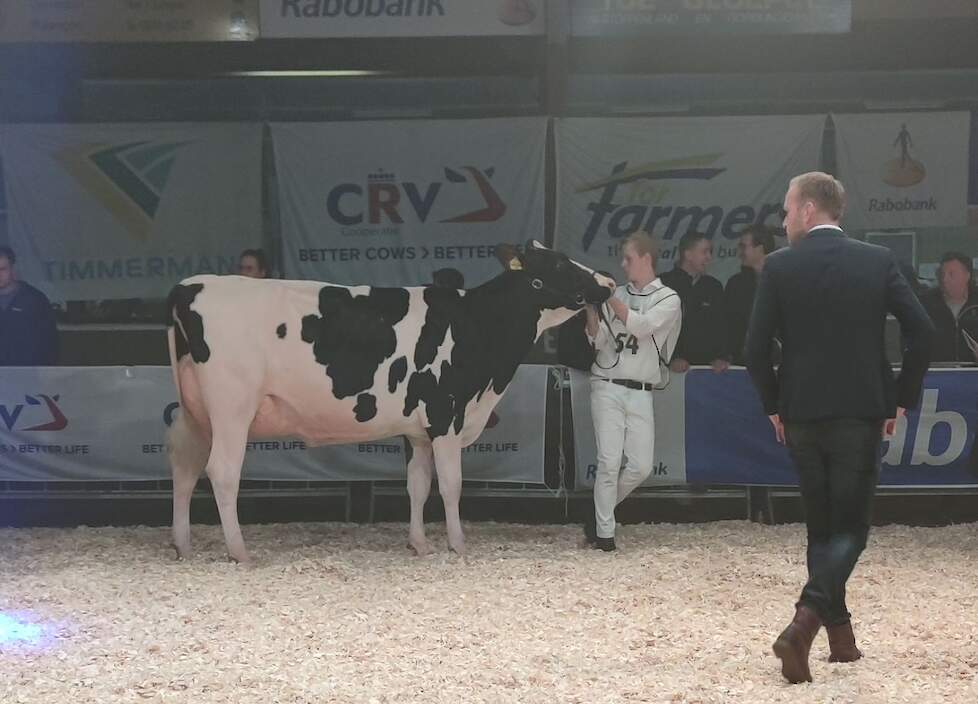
[622,230,658,268]
[677,230,709,264]
[0,245,15,264]
[239,248,268,273]
[742,224,778,255]
[938,251,974,282]
[789,171,847,221]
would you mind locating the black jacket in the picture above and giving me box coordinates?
[724,267,758,366]
[0,282,59,366]
[745,227,933,422]
[660,267,727,364]
[918,287,978,364]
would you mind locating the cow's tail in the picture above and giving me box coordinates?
[165,285,189,410]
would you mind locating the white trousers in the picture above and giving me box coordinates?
[590,378,656,539]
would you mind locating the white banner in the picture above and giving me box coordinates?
[272,118,546,286]
[259,0,544,38]
[833,112,972,230]
[555,115,825,283]
[0,365,548,484]
[570,369,686,488]
[0,123,262,301]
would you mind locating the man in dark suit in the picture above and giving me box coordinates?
[745,172,933,684]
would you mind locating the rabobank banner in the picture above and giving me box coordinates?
[570,369,687,488]
[833,112,972,230]
[0,365,548,484]
[0,124,262,301]
[272,119,546,286]
[555,116,825,284]
[259,0,544,37]
[684,368,978,487]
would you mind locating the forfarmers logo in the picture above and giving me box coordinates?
[0,395,69,432]
[57,140,189,241]
[575,153,790,252]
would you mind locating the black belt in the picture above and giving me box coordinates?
[597,377,654,391]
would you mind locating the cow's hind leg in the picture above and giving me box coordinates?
[406,437,435,556]
[432,437,465,555]
[166,410,209,560]
[206,419,252,564]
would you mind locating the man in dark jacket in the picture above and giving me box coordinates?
[746,172,933,685]
[724,224,779,365]
[661,231,728,373]
[0,246,58,366]
[919,252,978,364]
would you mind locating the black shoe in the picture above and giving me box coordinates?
[583,511,597,545]
[594,536,616,552]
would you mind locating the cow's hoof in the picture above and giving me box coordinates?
[408,539,431,557]
[172,544,192,561]
[448,544,466,558]
[228,554,254,568]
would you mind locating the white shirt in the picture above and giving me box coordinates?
[589,279,683,384]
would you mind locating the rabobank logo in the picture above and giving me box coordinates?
[57,141,188,240]
[326,165,507,235]
[577,153,783,252]
[882,123,926,188]
[0,395,69,432]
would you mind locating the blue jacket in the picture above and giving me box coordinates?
[0,282,59,366]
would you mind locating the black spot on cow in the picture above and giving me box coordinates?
[276,323,287,339]
[404,272,540,439]
[166,283,210,363]
[414,287,462,369]
[354,393,378,422]
[301,286,410,399]
[402,246,610,441]
[389,356,408,393]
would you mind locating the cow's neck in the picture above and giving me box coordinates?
[461,272,553,390]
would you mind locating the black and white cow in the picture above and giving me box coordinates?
[165,241,613,563]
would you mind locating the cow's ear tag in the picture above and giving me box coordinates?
[508,257,523,271]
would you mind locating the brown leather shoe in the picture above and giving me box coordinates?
[827,621,863,663]
[772,605,822,683]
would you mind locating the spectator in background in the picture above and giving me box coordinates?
[0,245,58,366]
[431,267,465,290]
[238,248,269,279]
[725,224,779,365]
[920,252,978,364]
[660,231,728,373]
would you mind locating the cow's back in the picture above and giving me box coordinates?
[167,275,448,444]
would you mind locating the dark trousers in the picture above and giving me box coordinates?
[784,418,883,626]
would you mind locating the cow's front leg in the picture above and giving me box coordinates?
[405,437,434,556]
[432,436,465,555]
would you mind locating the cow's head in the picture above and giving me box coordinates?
[495,241,614,328]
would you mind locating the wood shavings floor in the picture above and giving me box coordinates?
[1,520,976,703]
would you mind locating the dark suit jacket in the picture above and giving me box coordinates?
[745,227,933,422]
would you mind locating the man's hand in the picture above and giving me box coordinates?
[584,304,600,338]
[711,358,730,374]
[607,296,628,323]
[884,407,906,438]
[768,414,785,445]
[670,358,690,373]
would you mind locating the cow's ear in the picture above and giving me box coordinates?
[495,244,524,271]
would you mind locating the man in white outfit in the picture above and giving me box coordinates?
[583,231,682,551]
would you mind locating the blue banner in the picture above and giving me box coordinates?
[570,0,852,37]
[685,368,978,487]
